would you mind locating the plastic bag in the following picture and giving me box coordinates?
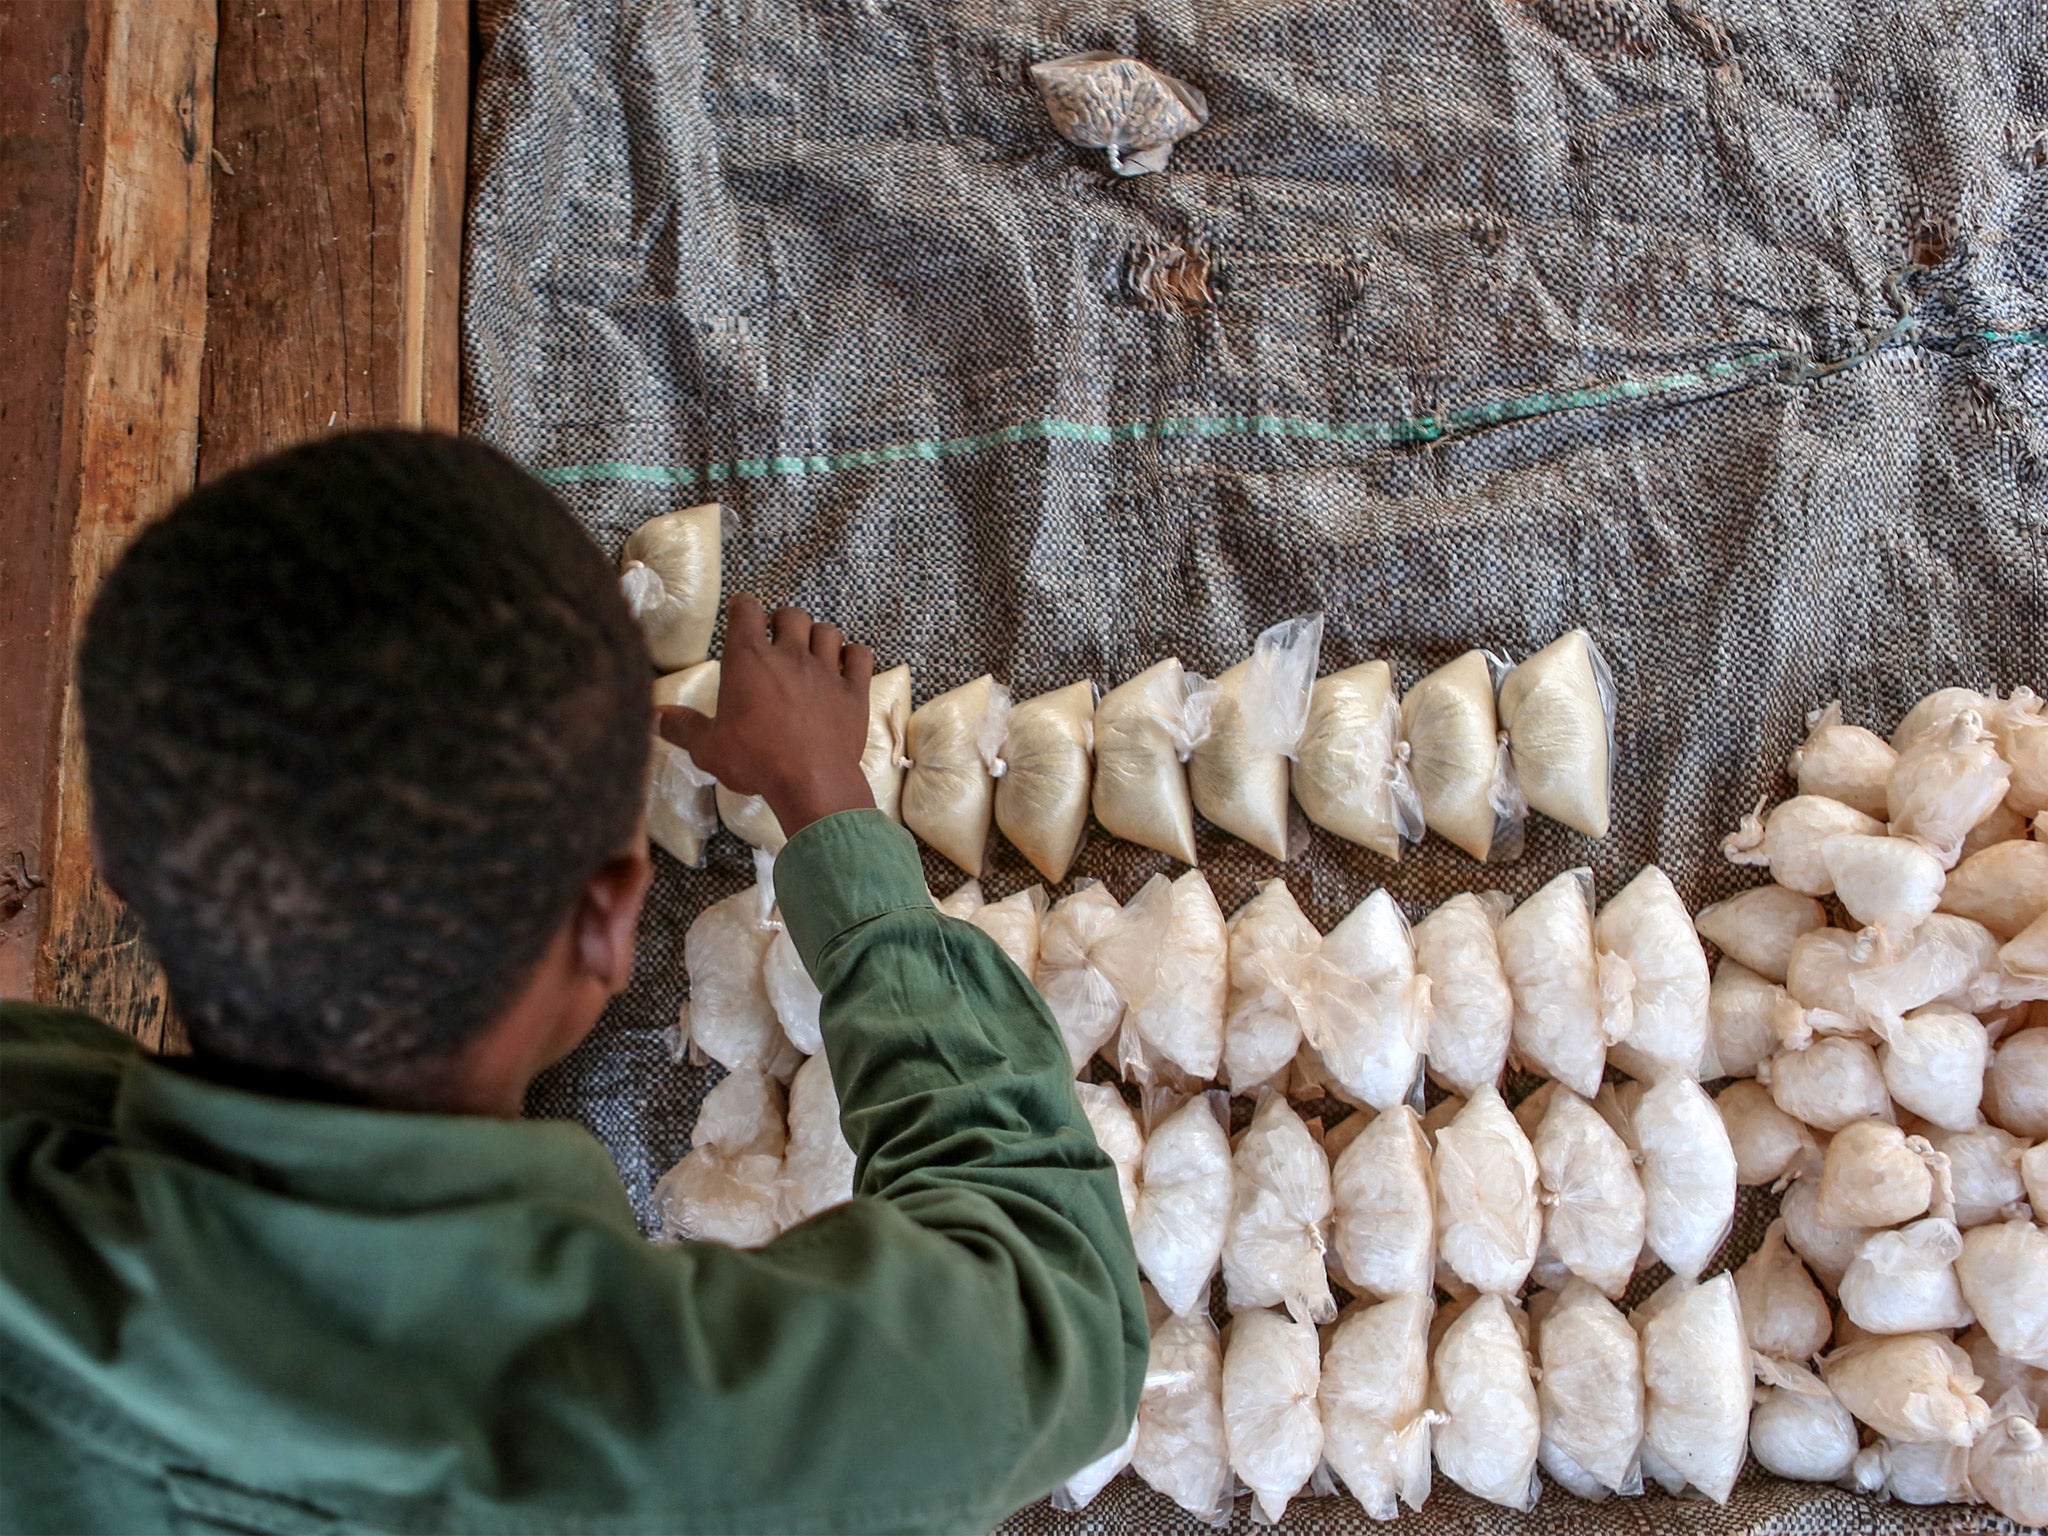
[1054,1418,1137,1512]
[1189,614,1321,861]
[1414,892,1514,1095]
[939,879,1045,982]
[1597,865,1711,1080]
[684,888,799,1076]
[1093,658,1212,865]
[648,661,722,867]
[1970,1390,2048,1528]
[1788,701,1897,819]
[1966,800,2032,858]
[1330,1105,1435,1300]
[1634,1075,1737,1279]
[619,502,721,671]
[2026,1140,2048,1218]
[1984,1025,2048,1137]
[1222,1306,1324,1522]
[1778,1174,1873,1294]
[1893,686,1996,750]
[1534,1279,1644,1498]
[1872,1003,1987,1131]
[901,676,1008,876]
[1222,1093,1335,1324]
[1721,794,1886,895]
[1500,869,1622,1097]
[1715,1080,1820,1187]
[1941,837,2048,940]
[1634,1274,1750,1503]
[1840,1218,1974,1335]
[1292,660,1423,861]
[1132,1296,1233,1521]
[1030,53,1209,177]
[1531,1086,1645,1298]
[1429,1293,1540,1511]
[1401,650,1526,862]
[1496,628,1616,838]
[1736,1217,1833,1361]
[994,680,1094,883]
[1963,1324,2048,1418]
[1990,687,2048,818]
[1889,708,2013,867]
[1933,1122,2032,1227]
[1310,890,1427,1110]
[1132,1092,1233,1317]
[1821,1331,1991,1445]
[1747,1354,1860,1483]
[859,664,913,822]
[653,1069,786,1247]
[1693,884,1826,984]
[1075,1082,1143,1230]
[1433,1086,1541,1296]
[1118,870,1227,1084]
[1958,1219,2048,1368]
[1848,1437,1976,1503]
[1820,832,1947,938]
[1038,877,1172,1072]
[1222,880,1323,1093]
[1758,1035,1891,1132]
[761,925,823,1057]
[1816,1118,1943,1229]
[1320,1294,1436,1521]
[779,1050,857,1226]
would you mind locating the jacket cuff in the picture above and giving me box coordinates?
[774,809,934,972]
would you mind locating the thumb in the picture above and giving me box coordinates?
[655,705,714,756]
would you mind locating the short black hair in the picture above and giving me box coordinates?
[80,430,651,1093]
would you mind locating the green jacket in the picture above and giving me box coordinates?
[0,811,1147,1535]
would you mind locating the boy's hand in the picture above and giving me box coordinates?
[658,595,876,837]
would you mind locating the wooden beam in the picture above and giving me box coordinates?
[34,0,218,1049]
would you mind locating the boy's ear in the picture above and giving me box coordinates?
[574,836,654,994]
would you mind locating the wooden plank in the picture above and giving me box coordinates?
[34,0,218,1050]
[402,0,470,432]
[0,4,92,998]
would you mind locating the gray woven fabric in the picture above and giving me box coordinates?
[462,0,2046,1528]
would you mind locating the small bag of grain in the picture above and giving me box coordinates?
[1189,614,1321,861]
[1223,1307,1324,1522]
[1433,1086,1541,1296]
[1821,1332,1991,1445]
[1292,660,1423,860]
[1735,1218,1833,1361]
[994,680,1094,883]
[1634,1274,1751,1503]
[1694,884,1826,983]
[1429,1294,1540,1511]
[1319,1294,1436,1520]
[1131,1092,1232,1318]
[1415,892,1514,1095]
[1094,659,1213,864]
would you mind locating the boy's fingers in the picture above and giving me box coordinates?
[769,605,811,652]
[655,705,713,755]
[842,643,876,690]
[726,593,768,651]
[810,622,843,665]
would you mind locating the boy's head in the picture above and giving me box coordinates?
[80,430,654,1107]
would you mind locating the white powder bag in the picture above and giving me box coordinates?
[1716,1080,1821,1188]
[1735,1217,1832,1362]
[619,503,720,670]
[1131,1092,1232,1318]
[1984,1025,2048,1137]
[1815,1118,1940,1229]
[1934,1121,2033,1227]
[1820,832,1947,937]
[654,1069,787,1248]
[1500,869,1623,1097]
[1958,1219,2048,1368]
[1839,1217,1974,1335]
[1634,1074,1737,1279]
[1429,1293,1540,1511]
[1748,1354,1860,1483]
[1132,1297,1232,1521]
[1074,1082,1143,1231]
[761,926,823,1058]
[1222,880,1323,1094]
[1414,892,1514,1095]
[1433,1086,1541,1296]
[1821,1332,1991,1445]
[1889,709,2014,867]
[1330,1105,1435,1300]
[1319,1294,1435,1521]
[1970,1390,2048,1528]
[1788,701,1897,818]
[1292,659,1422,861]
[1119,870,1227,1085]
[1758,1035,1891,1132]
[1706,958,1794,1080]
[684,887,799,1077]
[1722,795,1886,895]
[1940,837,2048,940]
[1872,1003,1987,1131]
[1597,864,1711,1081]
[779,1050,857,1227]
[1534,1278,1644,1497]
[1310,889,1427,1110]
[1532,1085,1645,1298]
[1222,1093,1335,1324]
[1634,1273,1751,1503]
[1778,1175,1873,1295]
[1222,1306,1324,1523]
[1038,877,1171,1072]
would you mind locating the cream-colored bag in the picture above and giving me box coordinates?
[1292,660,1423,861]
[1497,628,1616,838]
[995,680,1094,881]
[902,676,1009,875]
[1094,659,1214,864]
[1189,615,1321,860]
[1402,650,1525,861]
[619,503,721,670]
[653,1069,786,1247]
[648,661,721,866]
[1788,701,1897,819]
[860,664,912,821]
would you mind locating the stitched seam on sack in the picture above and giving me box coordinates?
[530,329,2048,488]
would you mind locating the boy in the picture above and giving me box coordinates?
[0,430,1145,1534]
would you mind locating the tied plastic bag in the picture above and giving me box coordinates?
[1319,1294,1437,1521]
[1030,53,1209,177]
[1500,869,1625,1097]
[779,1051,857,1226]
[1429,1294,1541,1511]
[684,887,800,1077]
[762,926,822,1057]
[1633,1075,1738,1279]
[1132,1091,1232,1318]
[1736,1218,1833,1361]
[937,879,1046,982]
[1815,1118,1944,1229]
[1222,1093,1335,1324]
[1787,914,2006,1034]
[1292,660,1424,861]
[1415,892,1514,1095]
[1132,1294,1232,1521]
[1189,613,1322,861]
[1778,1175,1874,1294]
[902,677,1009,875]
[654,1069,787,1247]
[1055,1418,1137,1513]
[1401,650,1526,862]
[1722,794,1886,895]
[1074,1082,1143,1230]
[1222,1307,1324,1523]
[1748,1355,1860,1483]
[1962,1324,2048,1418]
[1496,629,1616,838]
[1893,686,1996,751]
[1889,708,2014,867]
[1872,1003,1987,1131]
[1985,1024,2048,1136]
[1933,1122,2032,1227]
[1788,701,1898,819]
[1958,1219,2048,1368]
[859,665,913,822]
[1222,880,1322,1093]
[1848,1437,1976,1504]
[1094,659,1214,864]
[1038,876,1172,1072]
[1597,865,1711,1080]
[1693,884,1827,984]
[1970,1389,2048,1528]
[1433,1086,1541,1297]
[1715,1080,1820,1188]
[1821,1332,1992,1445]
[1840,1218,1975,1335]
[1990,687,2048,818]
[1531,1085,1645,1299]
[1633,1274,1751,1503]
[1706,959,1794,1080]
[1118,870,1227,1085]
[1941,838,2048,939]
[619,503,721,671]
[716,782,787,853]
[994,681,1093,883]
[1534,1279,1645,1499]
[1330,1105,1435,1300]
[1758,1034,1891,1132]
[1820,833,1947,938]
[1309,890,1428,1110]
[648,662,721,866]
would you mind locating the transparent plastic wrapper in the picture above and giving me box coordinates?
[1433,1086,1541,1296]
[1597,865,1711,1080]
[1319,1293,1436,1521]
[779,1050,857,1226]
[1965,800,2031,858]
[715,779,787,854]
[1892,686,1997,751]
[684,887,800,1077]
[1964,1324,2048,1417]
[1757,1035,1890,1132]
[619,502,720,670]
[859,665,912,822]
[1747,1355,1860,1483]
[1788,701,1898,819]
[1780,918,2005,1042]
[1735,1218,1833,1361]
[1721,794,1885,895]
[1778,1175,1873,1294]
[1222,1306,1324,1523]
[1820,833,1946,938]
[1693,884,1826,984]
[1940,837,2048,940]
[1419,1092,1464,1142]
[1888,708,2013,867]
[1074,1081,1143,1232]
[1705,959,1792,1080]
[1840,1217,1974,1335]
[1634,1074,1737,1279]
[1093,658,1213,865]
[1428,1293,1540,1511]
[1848,1437,1976,1504]
[1189,613,1321,861]
[1132,1091,1232,1318]
[1821,1331,1992,1445]
[1970,1390,2048,1528]
[762,925,823,1057]
[1716,1080,1821,1188]
[1310,889,1427,1109]
[1984,1025,2048,1136]
[1991,687,2048,818]
[1933,1122,2032,1227]
[1500,868,1623,1097]
[2026,1140,2048,1218]
[1029,53,1209,177]
[1872,1003,1987,1131]
[648,661,721,866]
[1221,880,1322,1093]
[1119,870,1227,1084]
[1291,660,1423,861]
[1330,1105,1435,1300]
[1496,628,1616,838]
[1816,1118,1943,1228]
[654,1069,787,1247]
[1132,1295,1232,1522]
[2001,916,2048,1008]
[938,879,1045,981]
[1402,649,1525,862]
[901,676,1009,875]
[1222,1093,1335,1324]
[1531,1086,1645,1298]
[1038,876,1172,1072]
[1633,1273,1750,1503]
[1528,1284,1641,1501]
[1958,1219,2048,1367]
[994,680,1093,882]
[1056,1417,1139,1512]
[1414,892,1513,1095]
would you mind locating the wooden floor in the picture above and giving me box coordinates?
[1,0,469,1044]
